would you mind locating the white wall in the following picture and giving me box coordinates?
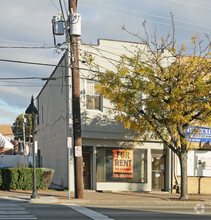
[79,39,148,141]
[36,56,70,187]
[0,155,32,168]
[177,150,211,177]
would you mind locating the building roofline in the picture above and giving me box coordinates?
[80,38,145,47]
[36,38,146,100]
[36,52,66,99]
[0,125,14,136]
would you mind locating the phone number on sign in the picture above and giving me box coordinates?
[113,173,133,178]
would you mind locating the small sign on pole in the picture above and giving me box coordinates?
[67,137,72,149]
[75,146,82,157]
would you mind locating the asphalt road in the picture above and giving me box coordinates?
[86,205,211,220]
[1,200,211,220]
[0,201,88,220]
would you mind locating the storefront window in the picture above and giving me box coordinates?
[97,148,147,183]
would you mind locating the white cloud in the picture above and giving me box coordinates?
[0,0,57,43]
[0,99,25,125]
[0,86,31,98]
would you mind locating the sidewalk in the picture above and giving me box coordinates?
[1,189,211,206]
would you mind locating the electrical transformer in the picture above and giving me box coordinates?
[69,13,81,37]
[52,15,64,36]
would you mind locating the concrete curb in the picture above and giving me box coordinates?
[56,199,211,207]
[0,196,59,204]
[30,196,59,204]
[0,196,211,207]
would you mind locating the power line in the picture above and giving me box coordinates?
[0,38,45,45]
[0,85,43,87]
[87,0,210,27]
[0,45,55,49]
[50,0,60,10]
[0,58,65,67]
[0,57,107,73]
[0,80,43,84]
[80,0,211,34]
[0,84,71,87]
[0,77,45,80]
[83,0,211,29]
[63,0,69,16]
[171,0,211,10]
[79,47,121,62]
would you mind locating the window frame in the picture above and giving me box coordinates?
[96,147,148,183]
[85,80,103,112]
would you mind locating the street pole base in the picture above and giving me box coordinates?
[31,191,40,199]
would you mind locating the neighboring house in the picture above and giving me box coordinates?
[0,125,32,167]
[36,39,173,192]
[0,125,14,141]
[0,125,14,155]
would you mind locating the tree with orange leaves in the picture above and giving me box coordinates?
[86,24,211,199]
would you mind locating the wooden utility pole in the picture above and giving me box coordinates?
[69,0,83,199]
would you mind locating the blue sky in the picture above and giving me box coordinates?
[0,0,210,125]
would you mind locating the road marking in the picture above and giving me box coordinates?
[0,207,26,210]
[0,203,37,220]
[64,204,115,220]
[0,215,37,219]
[0,210,30,214]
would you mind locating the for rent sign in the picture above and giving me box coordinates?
[113,149,133,178]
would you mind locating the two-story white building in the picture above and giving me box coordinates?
[36,39,173,192]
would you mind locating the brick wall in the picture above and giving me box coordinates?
[177,176,211,194]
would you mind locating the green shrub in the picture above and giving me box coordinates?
[0,168,54,190]
[0,169,2,187]
[1,168,12,190]
[18,168,33,190]
[40,168,54,174]
[0,169,2,186]
[9,168,19,190]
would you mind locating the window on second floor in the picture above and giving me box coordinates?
[86,80,103,111]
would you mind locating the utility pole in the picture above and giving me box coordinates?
[69,0,83,199]
[22,113,26,155]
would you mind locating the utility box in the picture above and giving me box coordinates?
[52,15,64,36]
[69,13,81,37]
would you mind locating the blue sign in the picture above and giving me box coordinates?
[186,127,211,143]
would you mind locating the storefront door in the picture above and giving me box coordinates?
[151,150,165,190]
[83,152,91,189]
